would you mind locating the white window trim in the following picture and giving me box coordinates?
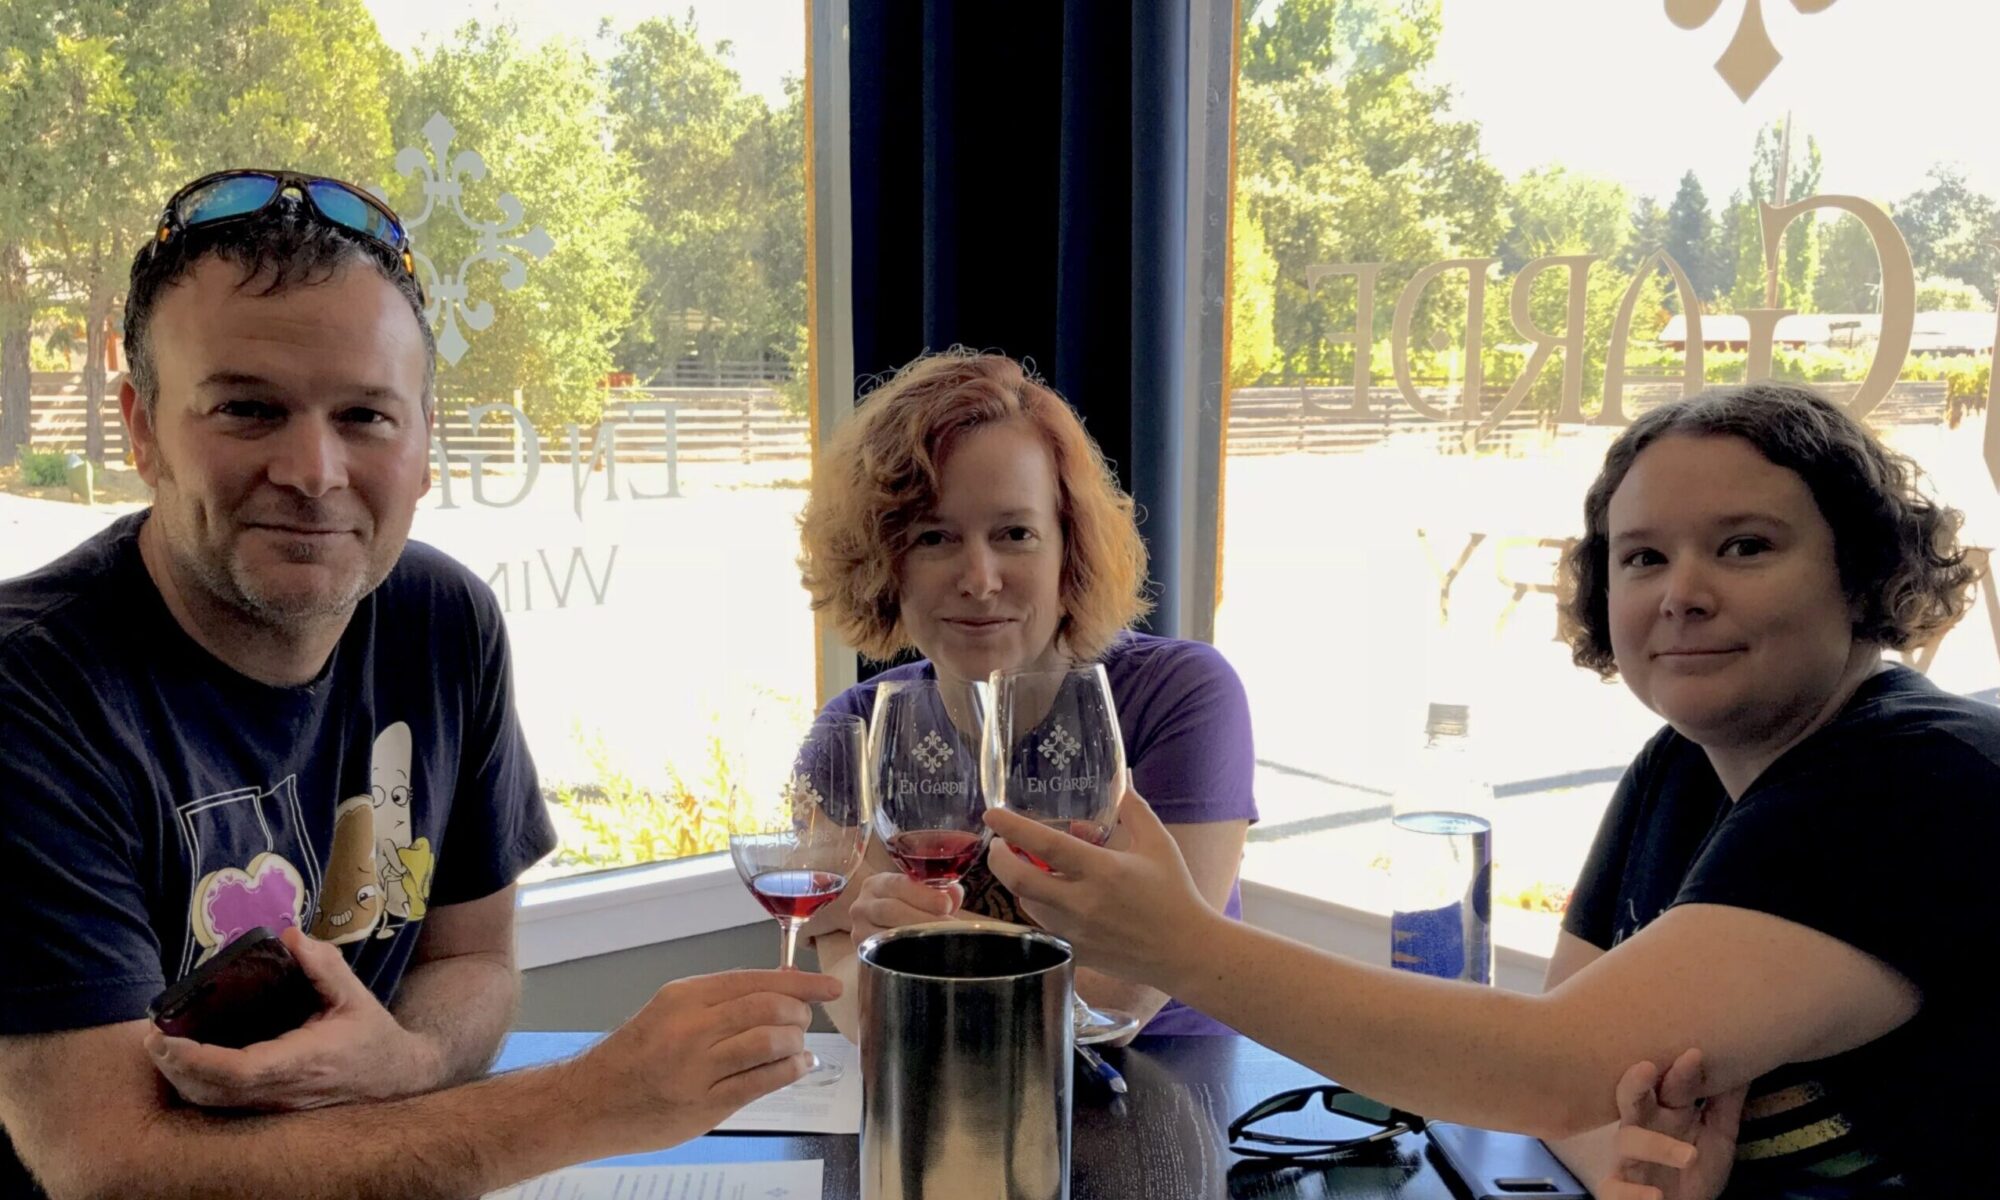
[516,854,762,970]
[515,859,1560,988]
[1240,880,1554,996]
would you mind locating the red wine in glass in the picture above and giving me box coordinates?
[984,664,1140,1044]
[887,829,986,887]
[1012,819,1110,873]
[750,869,850,920]
[726,710,869,1087]
[870,678,991,890]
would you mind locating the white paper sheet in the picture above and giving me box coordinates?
[712,1032,862,1135]
[485,1159,822,1200]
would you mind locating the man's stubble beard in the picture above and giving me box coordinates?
[152,455,384,634]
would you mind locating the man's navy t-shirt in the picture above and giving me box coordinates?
[0,512,555,1190]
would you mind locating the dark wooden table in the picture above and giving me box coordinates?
[498,1032,1474,1199]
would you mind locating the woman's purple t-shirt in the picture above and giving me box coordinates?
[825,631,1258,1034]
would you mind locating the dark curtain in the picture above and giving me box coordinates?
[848,0,1193,659]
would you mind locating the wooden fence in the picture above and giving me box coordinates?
[19,374,1959,467]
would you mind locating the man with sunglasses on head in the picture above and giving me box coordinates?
[0,171,837,1200]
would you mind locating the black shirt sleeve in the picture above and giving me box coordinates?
[1563,734,1661,951]
[428,580,556,907]
[1677,731,2000,994]
[0,663,163,1033]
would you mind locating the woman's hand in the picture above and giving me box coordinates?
[1597,1049,1746,1200]
[846,868,966,947]
[984,786,1213,988]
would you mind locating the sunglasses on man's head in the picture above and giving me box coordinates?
[147,170,423,301]
[1227,1084,1426,1162]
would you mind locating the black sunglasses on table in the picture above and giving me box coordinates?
[1228,1084,1428,1162]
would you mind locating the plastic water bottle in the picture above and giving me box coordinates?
[1389,702,1493,984]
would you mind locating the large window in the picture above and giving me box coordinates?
[1218,0,1999,952]
[0,0,816,882]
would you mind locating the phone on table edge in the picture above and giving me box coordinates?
[1425,1121,1590,1200]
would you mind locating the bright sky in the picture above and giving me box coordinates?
[362,0,1991,206]
[1434,0,2000,204]
[363,0,805,104]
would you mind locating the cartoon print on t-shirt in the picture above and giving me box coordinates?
[190,852,308,966]
[367,722,435,936]
[176,776,323,975]
[310,796,384,944]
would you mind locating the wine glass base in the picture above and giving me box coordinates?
[1073,1003,1142,1046]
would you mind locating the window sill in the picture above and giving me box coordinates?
[514,850,1559,993]
[515,854,764,970]
[1240,873,1559,995]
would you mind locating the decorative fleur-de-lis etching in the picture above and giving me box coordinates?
[372,113,556,365]
[913,729,953,773]
[1039,724,1082,772]
[782,772,822,828]
[1666,0,1840,102]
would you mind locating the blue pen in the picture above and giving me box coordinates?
[1076,1042,1128,1095]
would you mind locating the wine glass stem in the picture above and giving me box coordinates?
[778,917,804,970]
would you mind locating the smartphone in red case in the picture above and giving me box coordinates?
[147,926,323,1049]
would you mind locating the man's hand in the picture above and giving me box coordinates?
[580,968,842,1152]
[146,927,444,1110]
[1597,1049,1746,1200]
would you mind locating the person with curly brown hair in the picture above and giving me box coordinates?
[980,382,1996,1196]
[796,349,1256,1038]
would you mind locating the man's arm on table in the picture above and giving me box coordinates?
[0,969,837,1200]
[391,885,524,1087]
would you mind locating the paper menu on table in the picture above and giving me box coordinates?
[713,1033,861,1135]
[484,1159,822,1200]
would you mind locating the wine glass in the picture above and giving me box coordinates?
[869,678,991,893]
[726,707,869,1087]
[983,662,1140,1045]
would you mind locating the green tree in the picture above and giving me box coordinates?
[1229,192,1278,387]
[170,0,395,181]
[1727,121,1822,313]
[0,0,64,464]
[1486,167,1664,419]
[30,2,159,465]
[608,16,799,382]
[1895,165,2000,305]
[1235,0,1506,382]
[391,21,639,431]
[1500,166,1629,274]
[1664,172,1725,302]
[1915,275,1986,312]
[1619,196,1669,269]
[1815,210,1885,313]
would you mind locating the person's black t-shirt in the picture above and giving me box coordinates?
[0,512,556,1194]
[1566,665,2000,1196]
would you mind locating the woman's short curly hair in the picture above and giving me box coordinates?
[1559,381,1976,678]
[799,349,1151,663]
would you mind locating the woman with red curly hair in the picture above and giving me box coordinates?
[799,349,1256,1037]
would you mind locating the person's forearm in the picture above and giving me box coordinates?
[1156,913,1633,1138]
[392,950,520,1088]
[34,1059,613,1200]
